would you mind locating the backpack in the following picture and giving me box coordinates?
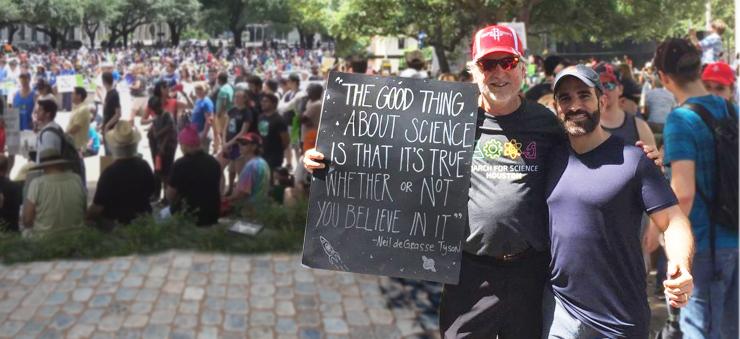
[39,125,85,179]
[682,100,738,232]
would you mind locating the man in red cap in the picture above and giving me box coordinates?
[702,62,735,102]
[223,132,271,208]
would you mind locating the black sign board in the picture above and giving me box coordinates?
[302,72,478,284]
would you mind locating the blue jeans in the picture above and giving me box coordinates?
[542,287,608,339]
[680,248,738,339]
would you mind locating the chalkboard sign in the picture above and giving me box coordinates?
[302,71,479,284]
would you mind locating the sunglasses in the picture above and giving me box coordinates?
[601,82,618,91]
[704,83,727,92]
[477,57,520,72]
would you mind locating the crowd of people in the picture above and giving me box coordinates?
[0,43,335,237]
[0,18,736,338]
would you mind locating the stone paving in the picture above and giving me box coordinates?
[0,251,443,339]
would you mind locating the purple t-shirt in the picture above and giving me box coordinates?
[546,135,677,338]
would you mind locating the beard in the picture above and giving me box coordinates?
[561,107,600,137]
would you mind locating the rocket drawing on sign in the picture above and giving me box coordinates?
[422,256,436,272]
[320,236,349,271]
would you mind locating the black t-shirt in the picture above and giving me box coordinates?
[226,106,253,142]
[94,157,155,225]
[546,135,677,338]
[257,112,287,169]
[0,177,22,231]
[524,81,553,102]
[169,151,221,226]
[246,92,262,133]
[103,89,121,127]
[465,99,566,257]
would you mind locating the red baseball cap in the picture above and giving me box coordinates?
[471,25,524,62]
[702,62,735,86]
[238,132,262,146]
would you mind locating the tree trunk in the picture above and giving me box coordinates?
[231,27,243,47]
[85,24,98,49]
[303,31,315,49]
[49,33,59,49]
[432,43,450,73]
[297,28,305,49]
[108,26,119,49]
[6,25,18,44]
[168,22,182,47]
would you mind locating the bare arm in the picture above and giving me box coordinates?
[225,121,249,148]
[636,118,657,149]
[650,205,694,308]
[670,160,695,215]
[105,108,121,131]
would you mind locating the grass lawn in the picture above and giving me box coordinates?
[0,199,308,264]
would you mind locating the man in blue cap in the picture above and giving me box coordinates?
[542,64,695,338]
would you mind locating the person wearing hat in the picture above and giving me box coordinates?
[304,24,566,337]
[655,38,739,338]
[542,65,694,338]
[399,50,428,79]
[702,61,735,102]
[166,125,221,226]
[592,62,657,148]
[87,121,154,229]
[21,145,86,237]
[618,77,643,116]
[223,132,270,209]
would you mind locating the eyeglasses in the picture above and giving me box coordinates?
[601,82,618,91]
[477,57,520,72]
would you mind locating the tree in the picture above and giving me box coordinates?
[273,0,330,49]
[107,0,156,48]
[0,0,22,44]
[82,0,122,49]
[153,0,201,46]
[200,0,287,47]
[20,0,83,48]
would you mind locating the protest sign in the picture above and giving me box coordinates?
[4,108,20,154]
[57,75,76,93]
[302,71,478,284]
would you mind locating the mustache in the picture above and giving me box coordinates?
[564,109,593,119]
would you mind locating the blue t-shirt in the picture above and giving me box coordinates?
[663,95,739,253]
[546,135,678,338]
[13,90,35,131]
[699,33,723,64]
[191,97,214,133]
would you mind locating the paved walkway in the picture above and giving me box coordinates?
[0,251,442,339]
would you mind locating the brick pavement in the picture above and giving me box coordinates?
[0,251,443,339]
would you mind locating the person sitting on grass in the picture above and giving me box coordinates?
[0,155,22,232]
[21,146,86,237]
[87,121,155,230]
[166,124,221,226]
[223,132,270,213]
